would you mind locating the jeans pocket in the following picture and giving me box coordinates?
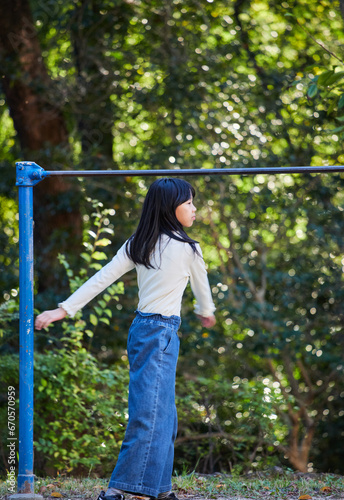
[162,335,172,353]
[163,332,174,354]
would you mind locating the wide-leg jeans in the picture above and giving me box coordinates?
[108,311,181,498]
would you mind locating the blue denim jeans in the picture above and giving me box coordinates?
[108,311,181,498]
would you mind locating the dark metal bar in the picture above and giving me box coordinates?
[44,165,344,178]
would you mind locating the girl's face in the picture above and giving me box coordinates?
[175,197,196,227]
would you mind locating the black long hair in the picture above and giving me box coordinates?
[125,178,198,268]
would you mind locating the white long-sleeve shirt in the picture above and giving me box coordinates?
[59,235,215,318]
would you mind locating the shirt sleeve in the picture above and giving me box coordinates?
[189,244,216,317]
[58,241,135,317]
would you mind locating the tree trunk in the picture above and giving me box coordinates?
[267,357,315,472]
[0,0,68,149]
[287,411,315,473]
[0,0,81,294]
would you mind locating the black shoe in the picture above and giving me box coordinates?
[97,490,125,500]
[165,494,179,500]
[156,493,179,500]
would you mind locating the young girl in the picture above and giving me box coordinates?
[35,178,216,500]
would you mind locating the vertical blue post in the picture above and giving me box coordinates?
[14,162,46,499]
[18,184,34,494]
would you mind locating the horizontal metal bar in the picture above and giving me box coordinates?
[44,165,344,178]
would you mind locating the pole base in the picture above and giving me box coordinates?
[9,495,43,500]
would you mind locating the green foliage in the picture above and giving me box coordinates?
[0,196,19,305]
[33,342,129,475]
[175,374,287,474]
[31,202,126,474]
[0,347,130,476]
[0,201,129,476]
[0,299,19,351]
[189,172,344,472]
[48,198,126,351]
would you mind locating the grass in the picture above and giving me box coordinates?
[1,471,344,500]
[174,471,344,499]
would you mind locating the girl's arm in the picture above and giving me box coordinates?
[35,241,135,326]
[58,241,134,318]
[189,244,216,323]
[35,307,67,330]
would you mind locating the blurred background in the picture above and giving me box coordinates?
[0,0,344,478]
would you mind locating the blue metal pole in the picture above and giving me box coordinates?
[17,184,35,494]
[15,162,46,499]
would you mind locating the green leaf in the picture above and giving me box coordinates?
[338,94,344,109]
[91,251,108,261]
[104,308,112,318]
[90,314,98,326]
[89,263,103,271]
[95,238,112,247]
[317,70,335,86]
[100,227,115,235]
[113,51,124,60]
[323,71,344,86]
[85,330,94,338]
[307,83,318,98]
[81,252,91,262]
[327,98,338,115]
[328,125,344,133]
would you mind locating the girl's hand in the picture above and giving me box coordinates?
[197,314,216,328]
[35,307,67,330]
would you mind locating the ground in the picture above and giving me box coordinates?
[1,472,344,500]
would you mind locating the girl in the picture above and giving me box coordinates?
[35,178,216,500]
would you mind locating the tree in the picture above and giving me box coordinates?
[196,173,344,472]
[0,0,81,293]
